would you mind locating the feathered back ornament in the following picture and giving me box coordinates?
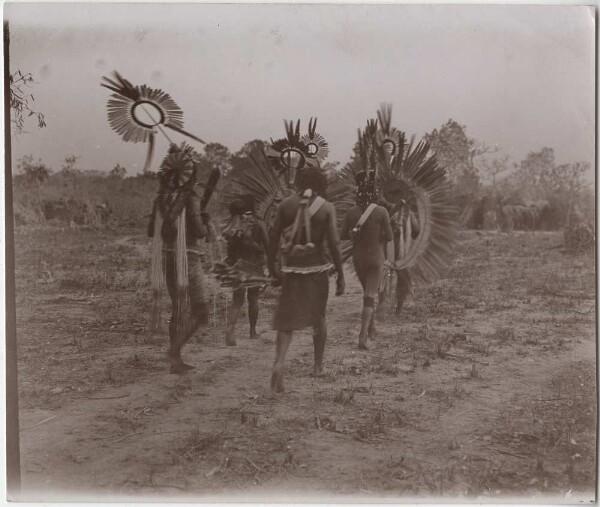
[222,148,294,230]
[329,104,457,285]
[101,71,205,173]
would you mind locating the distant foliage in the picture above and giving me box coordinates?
[424,119,494,199]
[110,164,127,178]
[60,155,81,176]
[9,70,46,136]
[234,139,266,158]
[17,155,52,188]
[201,142,233,176]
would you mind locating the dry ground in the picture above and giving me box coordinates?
[13,227,596,502]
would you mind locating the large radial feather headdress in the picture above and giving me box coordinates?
[101,71,205,173]
[331,103,457,285]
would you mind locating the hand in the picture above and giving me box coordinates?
[335,275,345,296]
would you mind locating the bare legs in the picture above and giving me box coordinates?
[248,288,260,339]
[271,317,327,394]
[395,269,411,314]
[225,289,244,346]
[168,302,208,374]
[312,318,327,376]
[271,331,292,393]
[225,287,260,346]
[358,304,375,350]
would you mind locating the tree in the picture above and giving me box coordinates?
[9,70,46,136]
[424,119,496,198]
[17,155,51,188]
[110,163,127,178]
[480,155,511,188]
[515,147,555,191]
[202,142,232,176]
[60,155,81,193]
[512,147,592,227]
[61,155,80,176]
[234,139,266,158]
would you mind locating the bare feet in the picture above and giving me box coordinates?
[270,367,284,394]
[368,320,376,338]
[357,341,369,351]
[166,350,179,365]
[225,331,237,346]
[169,362,195,374]
[311,365,326,377]
[249,331,261,340]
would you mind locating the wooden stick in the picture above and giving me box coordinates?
[444,353,490,366]
[492,448,528,460]
[245,457,261,471]
[86,394,129,400]
[20,416,57,431]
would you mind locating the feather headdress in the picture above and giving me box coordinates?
[101,71,205,173]
[224,119,328,227]
[263,118,328,187]
[301,117,329,164]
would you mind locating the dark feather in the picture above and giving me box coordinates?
[200,168,221,211]
[164,123,206,145]
[142,132,155,173]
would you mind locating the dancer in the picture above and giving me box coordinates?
[268,166,345,393]
[341,169,393,350]
[148,143,215,374]
[223,195,269,345]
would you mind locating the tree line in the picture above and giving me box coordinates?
[10,69,593,231]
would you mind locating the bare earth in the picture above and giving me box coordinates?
[14,228,596,502]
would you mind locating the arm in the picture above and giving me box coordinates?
[267,207,284,276]
[381,207,394,243]
[340,210,352,241]
[326,205,344,278]
[186,188,207,239]
[258,220,270,256]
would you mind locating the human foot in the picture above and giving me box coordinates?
[225,331,237,346]
[310,365,326,377]
[270,367,284,393]
[169,362,195,374]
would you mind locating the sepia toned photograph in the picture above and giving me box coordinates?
[3,2,596,503]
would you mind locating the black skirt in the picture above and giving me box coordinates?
[273,272,329,331]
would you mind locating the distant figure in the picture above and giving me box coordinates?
[223,195,269,345]
[148,146,210,374]
[341,169,393,349]
[267,167,345,393]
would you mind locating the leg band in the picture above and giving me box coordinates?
[363,296,375,308]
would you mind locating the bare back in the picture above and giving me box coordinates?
[342,204,393,269]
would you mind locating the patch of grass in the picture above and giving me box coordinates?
[334,388,355,405]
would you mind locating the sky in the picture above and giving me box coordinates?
[5,3,595,176]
